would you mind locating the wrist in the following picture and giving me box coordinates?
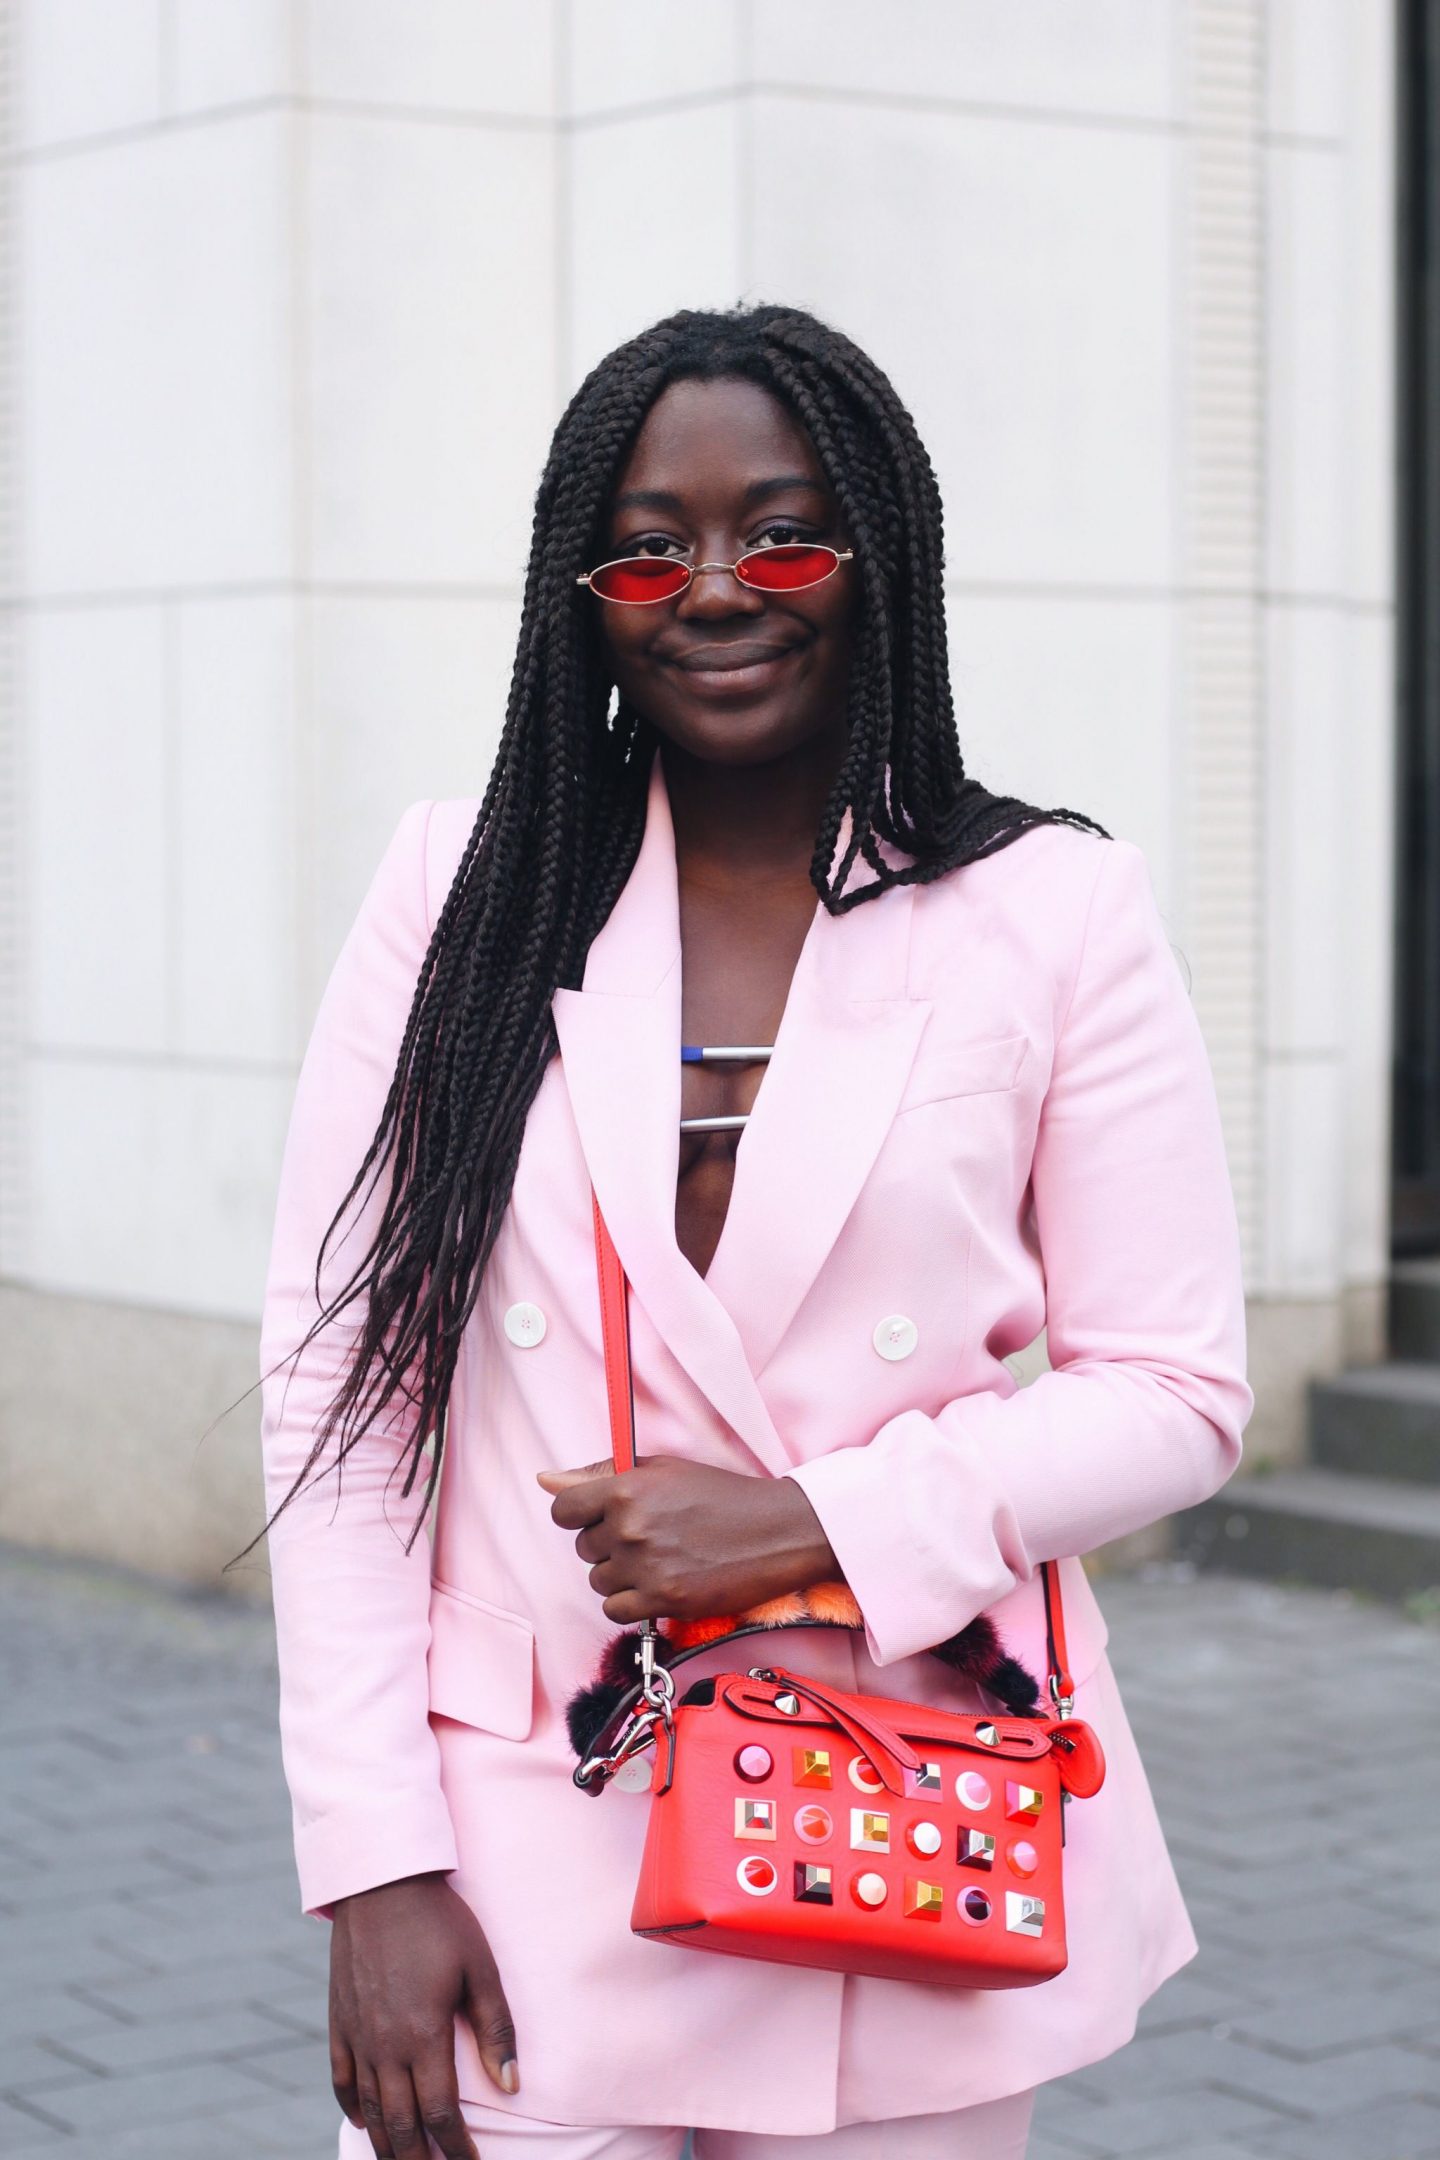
[767,1474,843,1593]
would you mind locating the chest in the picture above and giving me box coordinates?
[675,879,820,1282]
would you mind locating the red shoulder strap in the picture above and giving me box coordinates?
[589,1185,1073,1713]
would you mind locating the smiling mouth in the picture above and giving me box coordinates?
[668,644,805,687]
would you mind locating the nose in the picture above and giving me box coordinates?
[678,559,766,614]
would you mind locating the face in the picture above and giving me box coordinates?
[589,376,859,769]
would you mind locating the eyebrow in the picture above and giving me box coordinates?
[610,475,828,516]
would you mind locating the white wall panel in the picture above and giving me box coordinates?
[752,0,1176,124]
[568,101,745,384]
[305,111,557,586]
[24,603,169,1054]
[947,592,1175,884]
[18,0,161,149]
[28,1055,295,1320]
[748,95,1176,592]
[170,0,293,113]
[21,112,292,594]
[175,596,300,1066]
[305,0,557,117]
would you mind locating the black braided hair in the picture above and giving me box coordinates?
[229,299,1109,1568]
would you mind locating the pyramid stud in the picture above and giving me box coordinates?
[735,1798,777,1840]
[957,1828,996,1870]
[850,1808,890,1851]
[793,1748,832,1787]
[908,1759,943,1794]
[1006,1892,1045,1937]
[793,1861,833,1904]
[904,1877,944,1920]
[1005,1782,1044,1822]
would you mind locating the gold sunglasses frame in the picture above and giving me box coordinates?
[574,544,854,605]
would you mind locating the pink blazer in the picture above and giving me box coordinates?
[259,745,1252,2136]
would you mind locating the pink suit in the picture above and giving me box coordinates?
[260,747,1252,2138]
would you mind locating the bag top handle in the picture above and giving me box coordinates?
[588,1184,1076,1718]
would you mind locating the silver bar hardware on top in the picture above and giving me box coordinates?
[679,1045,771,1135]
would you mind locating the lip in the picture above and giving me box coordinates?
[666,642,805,692]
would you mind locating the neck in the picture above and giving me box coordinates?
[659,727,848,892]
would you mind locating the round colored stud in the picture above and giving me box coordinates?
[955,1771,992,1811]
[847,1755,885,1794]
[905,1819,944,1858]
[1008,1839,1039,1877]
[736,1855,779,1896]
[794,1804,833,1845]
[851,1871,888,1908]
[961,1888,992,1925]
[734,1745,773,1782]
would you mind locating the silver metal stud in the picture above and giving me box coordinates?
[1006,1892,1045,1937]
[957,1828,996,1870]
[793,1861,833,1904]
[774,1691,801,1716]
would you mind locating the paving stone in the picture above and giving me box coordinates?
[1228,1985,1440,2060]
[1034,2083,1291,2155]
[1246,2094,1440,2159]
[21,2057,277,2137]
[39,2002,305,2078]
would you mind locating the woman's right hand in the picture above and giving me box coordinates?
[329,1870,520,2158]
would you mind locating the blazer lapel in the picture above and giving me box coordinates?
[551,747,931,1470]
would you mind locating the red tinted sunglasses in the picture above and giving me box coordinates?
[575,543,853,605]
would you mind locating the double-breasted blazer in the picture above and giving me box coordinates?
[259,744,1253,2137]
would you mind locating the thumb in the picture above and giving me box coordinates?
[535,1460,613,1489]
[464,1963,521,2097]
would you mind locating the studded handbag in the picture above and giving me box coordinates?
[573,1188,1107,1988]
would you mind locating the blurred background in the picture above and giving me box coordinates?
[3,0,1436,1607]
[1,6,1438,2157]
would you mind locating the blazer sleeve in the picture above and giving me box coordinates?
[258,798,457,1918]
[782,835,1254,1670]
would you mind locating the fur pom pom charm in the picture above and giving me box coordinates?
[563,1579,1041,1764]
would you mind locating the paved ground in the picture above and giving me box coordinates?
[0,1549,1437,2160]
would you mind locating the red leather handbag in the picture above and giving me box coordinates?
[576,1190,1106,1988]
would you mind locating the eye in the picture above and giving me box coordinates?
[750,520,813,548]
[613,532,684,560]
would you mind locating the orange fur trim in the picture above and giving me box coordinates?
[658,1579,863,1652]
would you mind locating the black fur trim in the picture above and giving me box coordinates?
[561,1612,1042,1759]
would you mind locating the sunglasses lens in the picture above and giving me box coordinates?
[588,557,688,602]
[736,545,837,591]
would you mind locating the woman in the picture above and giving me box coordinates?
[255,302,1252,2160]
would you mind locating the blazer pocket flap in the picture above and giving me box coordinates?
[427,1579,536,1741]
[897,1029,1030,1113]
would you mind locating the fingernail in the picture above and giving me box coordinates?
[500,2058,519,2093]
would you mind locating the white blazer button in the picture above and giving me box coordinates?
[503,1301,547,1348]
[873,1314,918,1361]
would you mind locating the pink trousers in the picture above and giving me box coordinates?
[336,2087,1035,2158]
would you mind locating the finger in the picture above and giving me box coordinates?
[355,2064,396,2158]
[376,2062,428,2154]
[546,1477,617,1529]
[412,2050,481,2160]
[572,1525,608,1564]
[463,1967,521,2097]
[330,2029,365,2129]
[535,1460,612,1490]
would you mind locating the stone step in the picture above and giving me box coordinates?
[1171,1467,1440,1602]
[1389,1258,1440,1362]
[1309,1360,1440,1485]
